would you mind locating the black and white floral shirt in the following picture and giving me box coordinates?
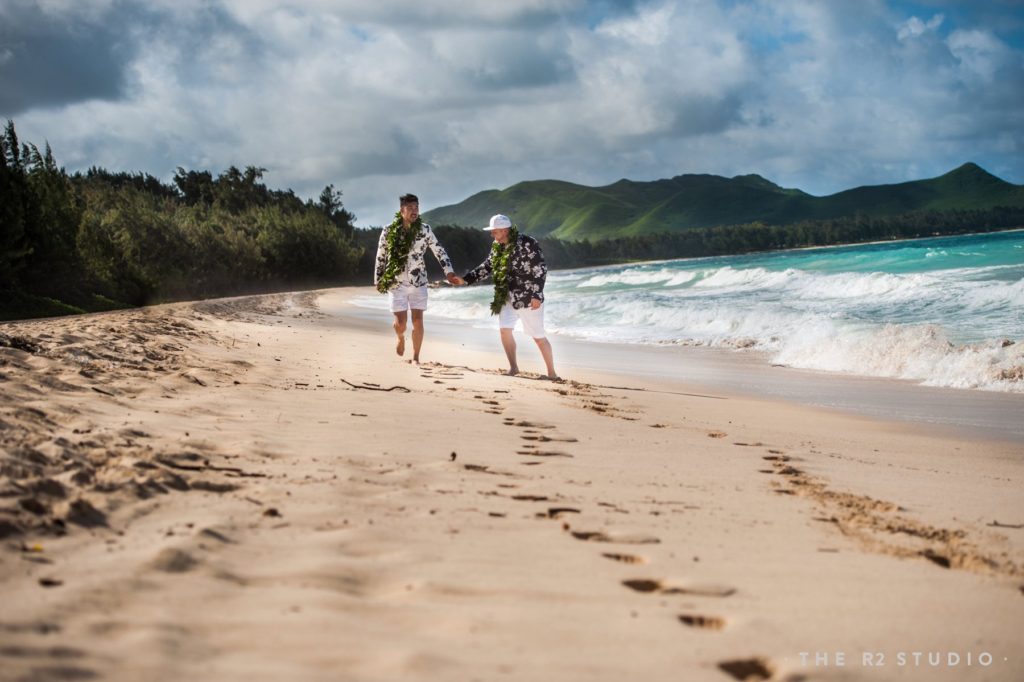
[374,223,454,290]
[463,234,547,309]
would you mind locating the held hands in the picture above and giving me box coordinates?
[530,298,542,310]
[446,273,466,286]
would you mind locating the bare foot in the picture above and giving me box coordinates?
[396,336,405,356]
[541,374,562,382]
[506,367,520,376]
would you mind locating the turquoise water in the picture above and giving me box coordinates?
[364,231,1024,392]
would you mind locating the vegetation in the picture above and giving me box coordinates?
[2,119,1022,321]
[423,164,1024,240]
[1,121,361,320]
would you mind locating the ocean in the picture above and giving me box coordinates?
[357,230,1024,393]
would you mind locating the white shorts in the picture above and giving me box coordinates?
[499,302,546,339]
[389,284,428,313]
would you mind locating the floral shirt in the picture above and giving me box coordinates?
[374,223,454,290]
[463,234,547,309]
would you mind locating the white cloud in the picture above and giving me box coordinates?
[5,0,1023,226]
[219,0,584,28]
[947,28,1014,82]
[898,13,944,41]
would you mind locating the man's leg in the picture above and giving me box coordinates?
[393,311,408,356]
[518,304,557,379]
[500,328,519,375]
[410,309,425,363]
[533,337,557,379]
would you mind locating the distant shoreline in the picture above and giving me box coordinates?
[543,225,1024,274]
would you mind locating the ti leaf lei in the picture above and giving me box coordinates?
[488,226,519,315]
[376,211,422,294]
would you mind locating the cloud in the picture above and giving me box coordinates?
[2,0,1022,227]
[898,13,944,41]
[0,1,129,114]
[947,27,1016,81]
[220,0,585,29]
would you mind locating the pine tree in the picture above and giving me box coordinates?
[0,121,32,287]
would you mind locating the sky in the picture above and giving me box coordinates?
[2,0,1023,226]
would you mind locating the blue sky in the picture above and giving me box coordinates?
[1,0,1022,225]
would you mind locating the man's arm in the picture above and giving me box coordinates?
[462,253,493,285]
[423,226,454,276]
[525,237,546,304]
[423,225,460,284]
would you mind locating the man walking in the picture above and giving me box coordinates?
[374,193,459,363]
[451,214,558,379]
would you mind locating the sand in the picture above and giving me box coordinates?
[1,287,1022,682]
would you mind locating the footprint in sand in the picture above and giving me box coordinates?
[717,658,774,682]
[678,613,728,630]
[621,578,736,597]
[601,552,648,565]
[920,549,953,569]
[543,507,580,519]
[516,450,573,458]
[502,418,556,429]
[762,454,791,462]
[758,465,803,477]
[198,527,235,544]
[483,399,505,414]
[570,530,660,545]
[520,434,578,443]
[0,622,62,635]
[463,464,518,478]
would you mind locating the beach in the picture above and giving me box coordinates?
[1,287,1022,681]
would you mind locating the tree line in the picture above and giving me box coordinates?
[3,120,1022,320]
[2,121,361,319]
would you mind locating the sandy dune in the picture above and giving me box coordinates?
[1,288,1021,681]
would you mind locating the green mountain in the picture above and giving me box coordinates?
[423,163,1024,240]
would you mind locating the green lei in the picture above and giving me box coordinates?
[488,226,519,315]
[376,212,422,294]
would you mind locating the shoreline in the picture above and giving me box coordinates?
[340,287,1024,444]
[1,288,1021,681]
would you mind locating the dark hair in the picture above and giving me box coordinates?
[399,193,419,206]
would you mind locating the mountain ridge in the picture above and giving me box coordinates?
[423,163,1024,240]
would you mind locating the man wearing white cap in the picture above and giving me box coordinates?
[450,215,558,379]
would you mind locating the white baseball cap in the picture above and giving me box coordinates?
[483,214,512,231]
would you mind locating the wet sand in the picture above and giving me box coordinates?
[338,294,1024,443]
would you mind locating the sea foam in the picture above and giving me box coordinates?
[357,232,1024,392]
